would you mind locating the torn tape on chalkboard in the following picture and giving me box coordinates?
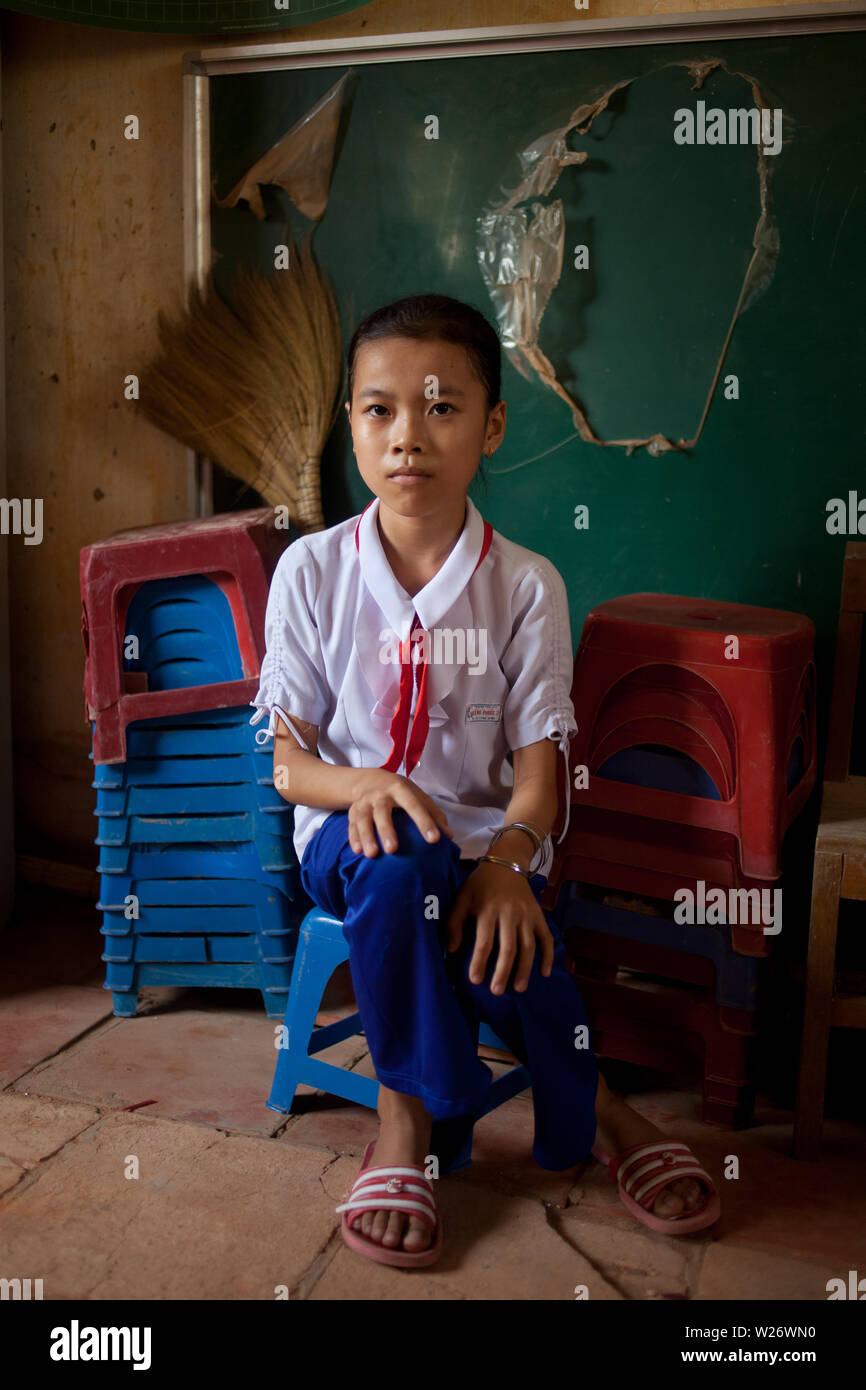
[476,58,787,456]
[213,71,354,223]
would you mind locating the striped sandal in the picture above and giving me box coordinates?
[335,1140,443,1267]
[592,1139,721,1234]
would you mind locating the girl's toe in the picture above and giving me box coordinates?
[382,1211,404,1247]
[404,1217,431,1251]
[672,1177,704,1210]
[683,1179,708,1211]
[370,1210,389,1243]
[664,1178,708,1215]
[653,1186,686,1217]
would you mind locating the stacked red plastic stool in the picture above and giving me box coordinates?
[80,509,301,1018]
[82,509,288,765]
[541,593,817,1127]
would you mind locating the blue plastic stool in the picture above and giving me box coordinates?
[267,907,532,1174]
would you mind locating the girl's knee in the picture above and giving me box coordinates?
[382,808,460,871]
[348,822,450,889]
[345,812,459,913]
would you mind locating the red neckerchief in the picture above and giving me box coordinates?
[354,502,493,775]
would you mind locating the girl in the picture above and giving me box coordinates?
[250,294,720,1268]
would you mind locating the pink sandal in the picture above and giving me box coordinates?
[592,1139,721,1234]
[335,1140,443,1267]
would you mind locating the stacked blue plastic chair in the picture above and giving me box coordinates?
[91,572,303,1018]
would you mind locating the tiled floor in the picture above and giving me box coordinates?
[1,883,864,1301]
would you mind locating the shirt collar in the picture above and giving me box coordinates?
[355,494,488,634]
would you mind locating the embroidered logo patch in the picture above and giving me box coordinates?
[466,702,502,723]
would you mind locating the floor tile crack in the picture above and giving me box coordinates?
[543,1203,634,1300]
[288,1226,344,1300]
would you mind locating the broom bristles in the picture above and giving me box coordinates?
[137,233,344,532]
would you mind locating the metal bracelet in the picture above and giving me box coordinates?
[519,820,551,849]
[487,821,547,874]
[478,853,531,880]
[488,820,546,854]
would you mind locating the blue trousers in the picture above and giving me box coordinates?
[300,808,599,1171]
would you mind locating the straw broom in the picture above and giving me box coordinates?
[136,232,344,533]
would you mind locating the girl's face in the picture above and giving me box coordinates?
[344,336,506,517]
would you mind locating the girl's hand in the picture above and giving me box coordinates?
[348,769,453,856]
[445,862,555,994]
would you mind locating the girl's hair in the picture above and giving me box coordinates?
[346,294,502,489]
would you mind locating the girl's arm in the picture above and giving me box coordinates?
[272,713,370,808]
[271,713,453,849]
[445,735,560,993]
[490,737,560,872]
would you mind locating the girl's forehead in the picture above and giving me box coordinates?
[355,336,473,376]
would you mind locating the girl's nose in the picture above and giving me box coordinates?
[390,424,426,453]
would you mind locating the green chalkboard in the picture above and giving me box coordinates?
[0,0,372,35]
[207,28,866,771]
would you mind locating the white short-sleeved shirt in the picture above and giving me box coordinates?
[248,495,577,879]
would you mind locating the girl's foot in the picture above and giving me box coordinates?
[594,1077,709,1221]
[356,1087,434,1254]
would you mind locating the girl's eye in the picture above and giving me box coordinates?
[364,402,454,417]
